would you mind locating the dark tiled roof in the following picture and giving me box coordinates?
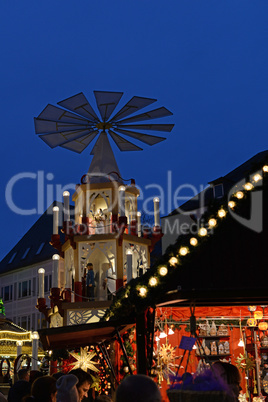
[210,150,268,184]
[165,150,268,217]
[0,315,29,332]
[0,202,70,274]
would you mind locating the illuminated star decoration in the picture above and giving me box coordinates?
[70,347,99,373]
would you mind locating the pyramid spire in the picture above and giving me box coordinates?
[88,131,122,183]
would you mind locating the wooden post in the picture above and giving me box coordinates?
[136,311,147,375]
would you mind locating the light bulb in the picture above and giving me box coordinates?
[228,201,236,209]
[190,237,198,246]
[159,266,168,276]
[155,336,160,342]
[138,286,147,297]
[168,328,175,335]
[159,331,167,339]
[208,218,217,227]
[238,339,245,347]
[244,182,253,191]
[253,173,262,182]
[149,277,158,287]
[169,257,179,266]
[263,165,268,173]
[235,191,244,199]
[199,227,207,237]
[179,247,188,256]
[218,209,226,218]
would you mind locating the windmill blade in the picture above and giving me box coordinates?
[110,96,157,122]
[60,131,99,153]
[36,104,91,125]
[57,92,100,122]
[113,128,166,146]
[39,129,98,148]
[116,107,173,124]
[116,123,174,132]
[34,118,93,134]
[94,91,123,121]
[108,130,143,151]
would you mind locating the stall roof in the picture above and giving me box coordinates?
[38,318,135,350]
[156,288,268,308]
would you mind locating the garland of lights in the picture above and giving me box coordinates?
[102,163,268,321]
[120,328,136,378]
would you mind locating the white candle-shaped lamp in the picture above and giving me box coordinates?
[63,191,70,221]
[31,332,39,371]
[137,212,141,237]
[119,186,126,216]
[52,254,60,288]
[153,197,160,226]
[38,268,45,298]
[16,340,23,357]
[53,206,59,234]
[126,250,133,282]
[154,197,160,226]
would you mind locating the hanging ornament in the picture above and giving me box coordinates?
[254,311,263,320]
[159,344,176,365]
[263,372,268,393]
[70,347,99,372]
[123,366,129,373]
[236,353,255,372]
[247,318,257,327]
[259,322,268,331]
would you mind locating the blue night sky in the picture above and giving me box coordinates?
[1,0,268,261]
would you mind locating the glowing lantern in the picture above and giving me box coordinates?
[254,311,263,320]
[247,318,257,327]
[259,322,268,331]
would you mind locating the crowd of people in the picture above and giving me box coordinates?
[0,360,242,402]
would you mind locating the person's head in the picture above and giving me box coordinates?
[52,372,65,380]
[87,263,93,270]
[69,369,92,401]
[29,370,43,385]
[212,361,242,398]
[30,376,57,402]
[116,375,162,402]
[56,374,79,402]
[18,368,30,381]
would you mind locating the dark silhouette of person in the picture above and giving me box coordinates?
[8,369,31,402]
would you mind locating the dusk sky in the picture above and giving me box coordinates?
[1,0,268,261]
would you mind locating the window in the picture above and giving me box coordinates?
[21,315,30,330]
[8,252,17,264]
[213,184,224,198]
[18,280,31,298]
[4,286,9,301]
[36,242,45,255]
[32,313,36,331]
[21,247,31,260]
[14,283,17,301]
[33,277,36,296]
[44,275,52,293]
[3,285,13,302]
